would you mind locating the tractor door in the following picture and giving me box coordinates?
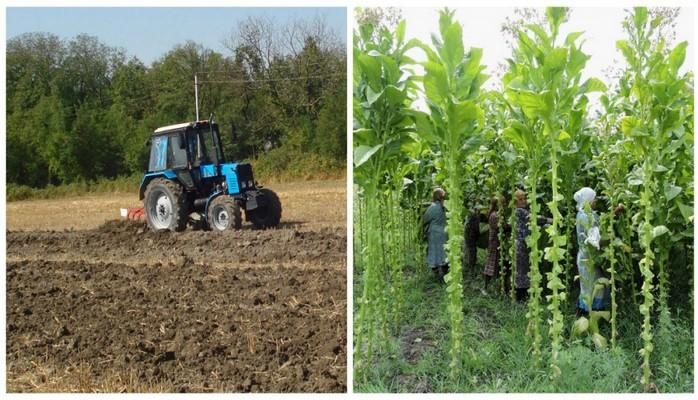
[148,136,168,172]
[168,131,196,190]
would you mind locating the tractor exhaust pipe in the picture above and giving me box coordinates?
[194,73,199,121]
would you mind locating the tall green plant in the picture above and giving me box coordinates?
[615,6,691,389]
[503,7,606,374]
[411,9,487,378]
[353,19,419,379]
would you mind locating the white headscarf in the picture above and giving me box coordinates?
[574,187,596,211]
[574,187,600,249]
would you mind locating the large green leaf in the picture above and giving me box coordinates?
[620,116,648,138]
[651,225,670,240]
[566,47,590,77]
[447,100,482,136]
[440,21,464,72]
[545,7,567,37]
[423,60,449,103]
[383,135,411,159]
[409,110,441,144]
[616,40,635,65]
[507,89,552,119]
[668,41,688,73]
[353,128,377,146]
[367,85,407,107]
[663,183,682,201]
[544,47,568,71]
[357,53,382,91]
[463,48,484,82]
[565,31,584,46]
[379,55,400,85]
[409,109,431,129]
[503,124,529,152]
[518,30,542,62]
[580,77,608,93]
[633,7,648,30]
[526,24,551,50]
[677,202,694,222]
[395,20,406,45]
[353,144,382,167]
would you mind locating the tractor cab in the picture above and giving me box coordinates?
[148,120,223,173]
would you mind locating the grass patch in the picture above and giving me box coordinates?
[354,248,694,393]
[6,175,141,202]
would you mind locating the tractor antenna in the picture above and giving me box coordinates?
[194,73,200,122]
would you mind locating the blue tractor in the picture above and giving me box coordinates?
[139,119,282,232]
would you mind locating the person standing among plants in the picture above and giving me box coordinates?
[574,187,626,316]
[483,196,511,294]
[513,189,552,303]
[463,212,480,271]
[423,187,448,283]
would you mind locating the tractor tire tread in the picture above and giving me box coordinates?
[207,195,242,231]
[144,177,188,232]
[250,188,282,229]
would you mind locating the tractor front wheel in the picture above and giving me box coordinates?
[207,195,242,231]
[144,178,188,232]
[248,188,282,229]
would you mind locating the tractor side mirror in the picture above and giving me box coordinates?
[145,138,151,147]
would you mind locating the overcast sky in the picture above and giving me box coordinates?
[400,7,694,100]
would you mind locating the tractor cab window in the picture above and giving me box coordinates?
[187,132,199,166]
[168,133,188,169]
[187,130,206,167]
[201,128,221,165]
[187,127,221,166]
[148,136,168,172]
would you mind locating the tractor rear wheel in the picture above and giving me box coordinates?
[207,195,242,231]
[144,178,188,232]
[248,188,282,229]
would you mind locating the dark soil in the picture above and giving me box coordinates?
[6,220,346,393]
[6,220,345,267]
[400,327,435,364]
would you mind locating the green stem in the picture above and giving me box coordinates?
[444,149,466,379]
[638,160,655,391]
[545,138,565,377]
[525,168,543,366]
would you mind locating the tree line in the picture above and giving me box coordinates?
[6,15,346,188]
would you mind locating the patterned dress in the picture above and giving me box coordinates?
[484,211,506,277]
[423,201,447,269]
[514,207,548,289]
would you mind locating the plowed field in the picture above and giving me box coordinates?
[5,181,346,393]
